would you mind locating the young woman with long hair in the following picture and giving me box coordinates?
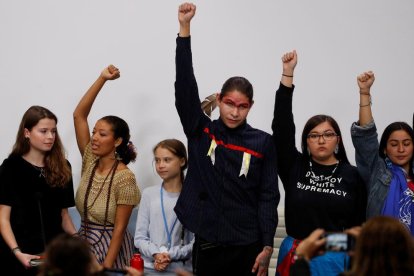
[351,71,414,235]
[73,65,141,269]
[0,106,76,275]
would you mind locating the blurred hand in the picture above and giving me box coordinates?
[252,246,273,276]
[295,228,326,261]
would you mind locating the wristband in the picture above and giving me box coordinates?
[282,74,293,78]
[12,247,21,255]
[359,102,372,107]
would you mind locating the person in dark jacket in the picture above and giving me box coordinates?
[174,3,279,276]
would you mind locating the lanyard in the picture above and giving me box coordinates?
[160,184,178,249]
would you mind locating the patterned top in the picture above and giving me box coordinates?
[75,142,140,225]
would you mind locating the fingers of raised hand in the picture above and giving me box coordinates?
[179,2,196,13]
[106,64,120,79]
[358,71,374,82]
[281,51,295,63]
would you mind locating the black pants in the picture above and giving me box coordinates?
[192,236,262,276]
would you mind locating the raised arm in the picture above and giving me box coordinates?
[175,3,209,137]
[178,2,196,37]
[271,50,299,186]
[73,65,120,155]
[357,71,375,126]
[351,71,377,187]
[281,50,297,88]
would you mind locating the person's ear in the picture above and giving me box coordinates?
[24,128,30,139]
[180,157,186,168]
[215,93,221,104]
[115,137,123,148]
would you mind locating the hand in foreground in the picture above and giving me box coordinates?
[252,246,273,276]
[100,64,120,81]
[295,228,326,261]
[125,266,143,276]
[15,251,41,269]
[345,226,361,256]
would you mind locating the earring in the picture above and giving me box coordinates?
[115,151,122,161]
[334,145,339,154]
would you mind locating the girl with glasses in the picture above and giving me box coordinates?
[272,51,366,276]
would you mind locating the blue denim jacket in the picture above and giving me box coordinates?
[351,120,392,218]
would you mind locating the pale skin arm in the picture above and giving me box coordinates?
[178,2,196,37]
[357,71,375,127]
[73,65,120,156]
[61,208,77,235]
[0,205,40,268]
[280,50,297,88]
[102,204,133,268]
[252,246,273,276]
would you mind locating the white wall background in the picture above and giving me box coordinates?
[1,0,413,205]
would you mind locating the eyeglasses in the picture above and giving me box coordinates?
[307,132,338,142]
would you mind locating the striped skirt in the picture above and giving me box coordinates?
[78,221,134,269]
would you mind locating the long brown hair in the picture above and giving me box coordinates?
[347,216,414,276]
[11,106,71,187]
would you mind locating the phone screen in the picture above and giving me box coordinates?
[324,233,355,252]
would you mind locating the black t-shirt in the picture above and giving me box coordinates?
[0,155,75,254]
[272,83,367,240]
[284,159,366,239]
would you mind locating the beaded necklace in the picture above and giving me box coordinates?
[308,160,340,181]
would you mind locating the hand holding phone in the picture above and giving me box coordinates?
[324,232,356,252]
[29,256,45,267]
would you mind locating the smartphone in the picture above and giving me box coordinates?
[103,268,128,276]
[324,232,356,252]
[29,258,45,267]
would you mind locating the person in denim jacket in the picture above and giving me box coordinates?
[351,71,414,235]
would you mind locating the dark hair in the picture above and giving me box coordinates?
[100,115,137,165]
[39,234,92,276]
[153,139,188,183]
[10,105,71,187]
[379,121,414,177]
[219,76,253,103]
[347,216,414,276]
[301,114,350,164]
